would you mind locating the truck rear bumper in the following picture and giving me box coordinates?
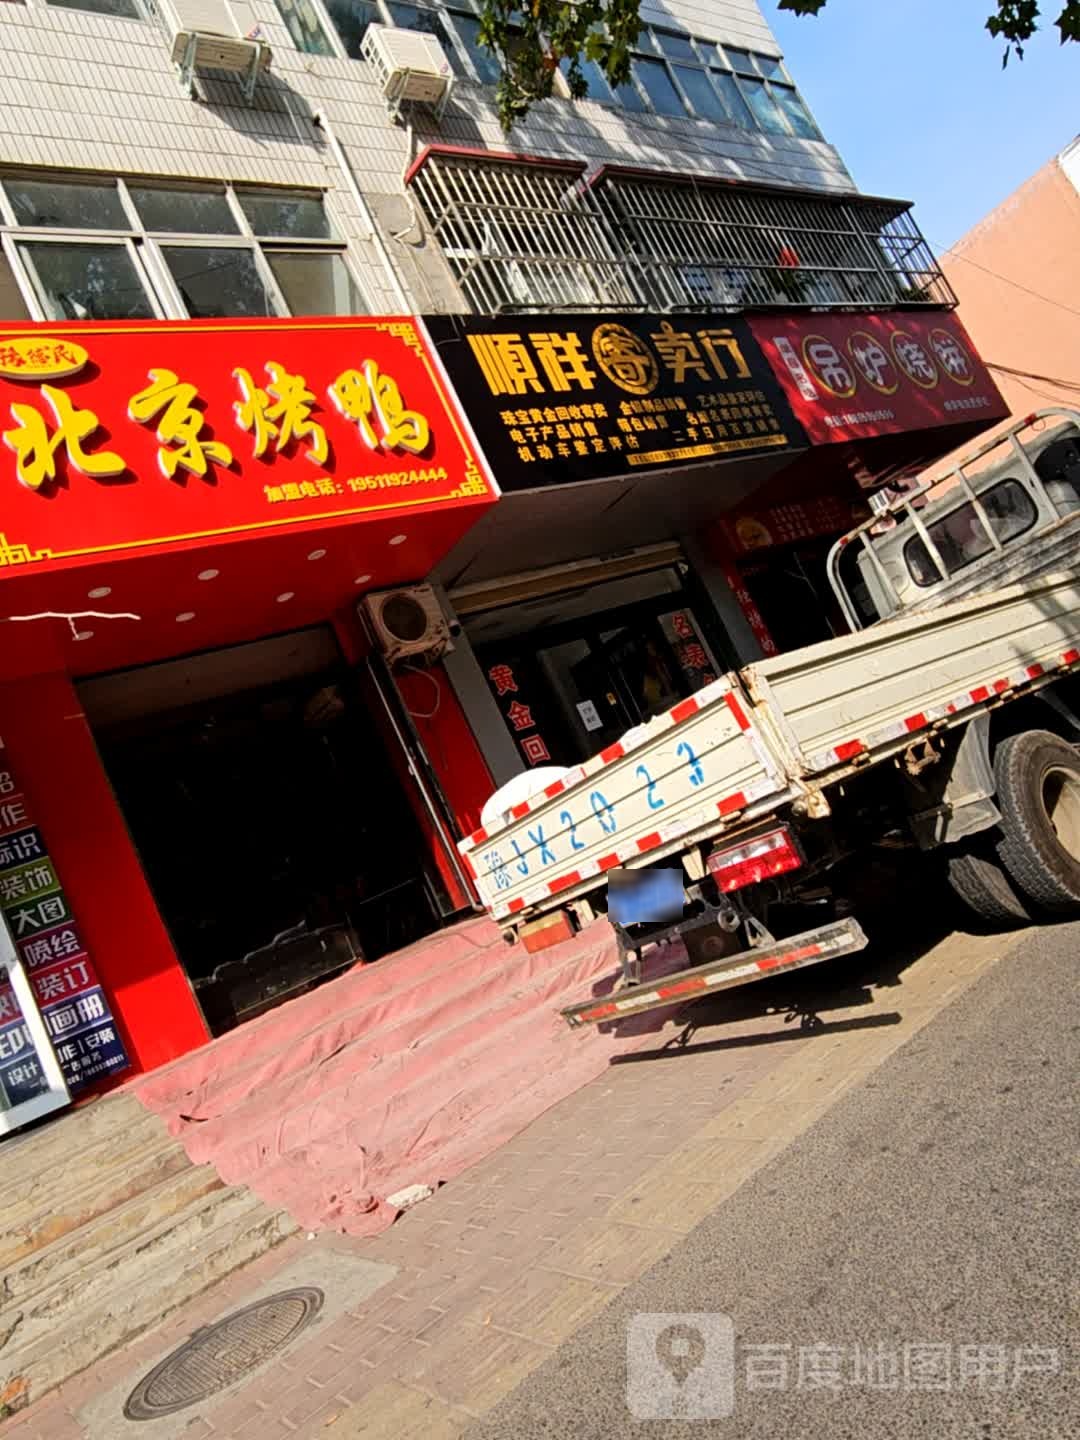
[560,916,868,1028]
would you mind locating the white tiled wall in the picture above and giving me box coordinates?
[639,0,779,52]
[0,0,853,314]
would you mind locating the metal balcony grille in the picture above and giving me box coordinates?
[407,149,956,315]
[407,150,646,314]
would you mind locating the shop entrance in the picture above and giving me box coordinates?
[467,563,735,770]
[81,629,442,1035]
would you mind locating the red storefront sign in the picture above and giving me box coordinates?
[749,312,1008,446]
[0,318,493,575]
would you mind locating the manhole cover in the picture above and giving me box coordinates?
[124,1287,324,1421]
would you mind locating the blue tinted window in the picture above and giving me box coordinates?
[633,57,687,116]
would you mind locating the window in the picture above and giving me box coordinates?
[651,29,697,61]
[15,241,156,320]
[542,27,823,137]
[610,77,648,112]
[44,0,141,16]
[560,56,615,104]
[6,175,128,231]
[237,188,331,239]
[709,69,754,128]
[0,172,367,321]
[724,46,757,75]
[904,481,1039,587]
[670,64,728,122]
[454,13,502,83]
[270,0,336,55]
[0,253,32,321]
[771,83,821,139]
[265,250,367,315]
[632,56,687,116]
[159,246,275,318]
[128,185,239,235]
[737,74,789,134]
[321,0,380,57]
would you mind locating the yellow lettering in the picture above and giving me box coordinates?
[3,385,125,491]
[129,369,232,479]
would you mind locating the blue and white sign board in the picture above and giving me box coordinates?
[0,894,69,1135]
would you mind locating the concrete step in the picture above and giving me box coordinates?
[2,1162,227,1306]
[0,1120,190,1272]
[0,1181,298,1407]
[0,1094,159,1204]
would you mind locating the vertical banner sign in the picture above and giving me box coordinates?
[659,610,720,690]
[483,655,557,767]
[0,744,130,1094]
[0,923,69,1133]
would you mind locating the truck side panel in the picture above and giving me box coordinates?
[745,570,1080,776]
[460,678,797,921]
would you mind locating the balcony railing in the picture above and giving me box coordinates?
[407,150,646,314]
[407,148,956,315]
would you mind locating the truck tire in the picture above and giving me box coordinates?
[994,729,1080,912]
[944,843,1030,929]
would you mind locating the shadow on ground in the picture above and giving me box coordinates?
[604,851,1008,1065]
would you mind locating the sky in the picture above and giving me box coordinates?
[766,0,1078,250]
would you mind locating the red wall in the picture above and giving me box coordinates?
[334,609,494,912]
[393,667,494,837]
[0,672,209,1077]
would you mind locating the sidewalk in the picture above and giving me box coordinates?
[3,916,1012,1440]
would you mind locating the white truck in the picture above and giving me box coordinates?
[459,409,1080,1028]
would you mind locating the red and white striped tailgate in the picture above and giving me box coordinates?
[461,676,794,923]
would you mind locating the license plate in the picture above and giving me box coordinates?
[607,866,685,926]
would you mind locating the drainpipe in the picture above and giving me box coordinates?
[312,109,411,313]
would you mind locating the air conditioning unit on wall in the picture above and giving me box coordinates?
[361,586,453,666]
[361,24,454,121]
[157,0,272,103]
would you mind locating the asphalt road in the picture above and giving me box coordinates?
[466,921,1079,1440]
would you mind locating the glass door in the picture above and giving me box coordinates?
[0,911,69,1136]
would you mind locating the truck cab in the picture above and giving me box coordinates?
[829,411,1080,630]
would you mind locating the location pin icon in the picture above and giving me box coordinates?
[655,1323,707,1386]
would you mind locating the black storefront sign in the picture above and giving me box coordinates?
[422,312,806,491]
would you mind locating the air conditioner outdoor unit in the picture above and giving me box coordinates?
[160,0,272,103]
[361,586,453,666]
[361,24,454,120]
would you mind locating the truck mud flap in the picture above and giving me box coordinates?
[561,917,869,1028]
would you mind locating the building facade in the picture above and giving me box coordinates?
[937,134,1080,429]
[0,0,1009,1112]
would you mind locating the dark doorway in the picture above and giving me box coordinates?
[85,632,441,1035]
[474,586,729,769]
[740,538,850,653]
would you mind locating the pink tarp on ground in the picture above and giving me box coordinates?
[131,917,685,1236]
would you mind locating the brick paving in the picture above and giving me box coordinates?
[2,918,1012,1440]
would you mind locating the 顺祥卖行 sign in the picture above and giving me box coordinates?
[421,313,807,491]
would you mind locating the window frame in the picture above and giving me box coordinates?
[539,24,823,137]
[2,231,166,322]
[903,480,1040,588]
[31,0,147,22]
[0,171,369,322]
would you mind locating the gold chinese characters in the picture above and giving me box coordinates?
[1,355,434,493]
[3,385,124,491]
[468,322,753,398]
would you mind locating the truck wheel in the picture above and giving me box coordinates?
[944,843,1031,929]
[994,730,1080,912]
